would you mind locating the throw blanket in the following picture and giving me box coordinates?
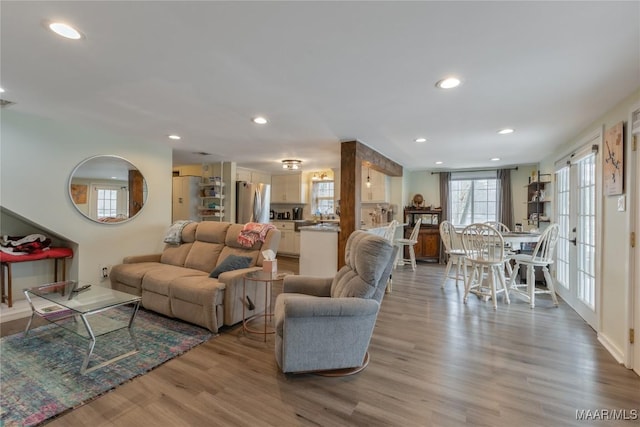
[237,222,276,248]
[1,234,52,255]
[164,220,193,245]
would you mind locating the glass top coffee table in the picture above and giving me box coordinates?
[24,280,141,374]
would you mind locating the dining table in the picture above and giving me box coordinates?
[501,231,542,251]
[453,228,541,248]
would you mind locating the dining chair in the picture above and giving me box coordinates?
[394,219,421,271]
[483,221,510,233]
[382,220,399,292]
[439,221,466,289]
[508,223,560,308]
[484,221,514,276]
[461,223,510,309]
[382,219,399,242]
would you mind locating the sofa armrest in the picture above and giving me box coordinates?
[216,266,260,283]
[123,253,162,264]
[278,294,379,318]
[282,275,333,296]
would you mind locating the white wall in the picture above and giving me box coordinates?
[0,110,172,304]
[405,166,534,228]
[539,88,640,363]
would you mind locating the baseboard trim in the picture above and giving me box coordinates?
[597,332,625,365]
[0,300,32,323]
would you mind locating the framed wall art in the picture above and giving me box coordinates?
[603,121,624,196]
[70,184,88,204]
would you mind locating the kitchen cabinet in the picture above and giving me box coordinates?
[526,172,551,228]
[172,176,200,222]
[271,173,306,204]
[236,167,271,187]
[404,208,441,263]
[361,168,388,203]
[271,221,299,255]
[299,226,338,276]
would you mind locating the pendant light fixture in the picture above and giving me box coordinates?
[366,168,371,188]
[281,159,302,170]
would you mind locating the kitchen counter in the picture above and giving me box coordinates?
[298,224,340,232]
[299,225,338,277]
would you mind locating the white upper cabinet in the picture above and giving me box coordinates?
[271,173,306,204]
[361,168,388,203]
[236,167,271,186]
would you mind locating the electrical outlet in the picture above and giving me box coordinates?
[99,264,111,280]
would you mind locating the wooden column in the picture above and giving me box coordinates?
[338,141,403,269]
[129,169,145,217]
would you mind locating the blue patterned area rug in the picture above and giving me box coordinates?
[0,307,213,426]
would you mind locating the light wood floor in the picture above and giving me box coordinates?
[2,260,638,426]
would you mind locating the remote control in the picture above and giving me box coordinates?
[72,284,91,293]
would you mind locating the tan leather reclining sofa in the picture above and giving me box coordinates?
[110,221,281,333]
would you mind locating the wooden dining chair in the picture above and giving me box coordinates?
[508,223,560,308]
[461,223,511,309]
[439,221,466,289]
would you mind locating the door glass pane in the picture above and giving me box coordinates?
[97,189,118,219]
[576,154,596,309]
[556,167,570,289]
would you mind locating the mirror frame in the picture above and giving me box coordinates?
[68,155,147,224]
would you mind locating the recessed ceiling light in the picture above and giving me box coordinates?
[48,22,82,40]
[435,161,443,165]
[168,134,181,140]
[435,77,461,89]
[0,87,4,93]
[491,157,501,161]
[111,176,118,180]
[252,116,268,125]
[498,128,514,134]
[415,137,427,143]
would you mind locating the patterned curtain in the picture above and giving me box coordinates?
[498,169,514,230]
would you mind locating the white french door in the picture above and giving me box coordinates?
[632,107,640,374]
[555,136,600,329]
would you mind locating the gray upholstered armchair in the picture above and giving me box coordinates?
[274,230,398,374]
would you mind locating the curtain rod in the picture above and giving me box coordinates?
[430,166,518,175]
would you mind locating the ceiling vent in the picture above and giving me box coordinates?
[193,152,212,156]
[0,99,15,108]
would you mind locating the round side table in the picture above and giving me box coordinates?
[242,270,293,341]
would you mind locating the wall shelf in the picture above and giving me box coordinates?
[525,172,551,228]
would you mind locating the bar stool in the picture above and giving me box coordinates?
[395,219,421,271]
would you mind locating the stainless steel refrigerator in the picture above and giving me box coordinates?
[236,181,271,224]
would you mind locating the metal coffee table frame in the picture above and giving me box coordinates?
[24,280,141,374]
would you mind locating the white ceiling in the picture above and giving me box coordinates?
[2,1,638,173]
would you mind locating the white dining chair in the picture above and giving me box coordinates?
[395,219,421,271]
[461,223,511,309]
[382,220,399,292]
[439,221,466,289]
[382,220,399,242]
[484,221,514,276]
[508,223,560,308]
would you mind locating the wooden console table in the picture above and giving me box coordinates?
[0,247,74,307]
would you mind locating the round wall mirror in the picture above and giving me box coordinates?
[69,155,147,224]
